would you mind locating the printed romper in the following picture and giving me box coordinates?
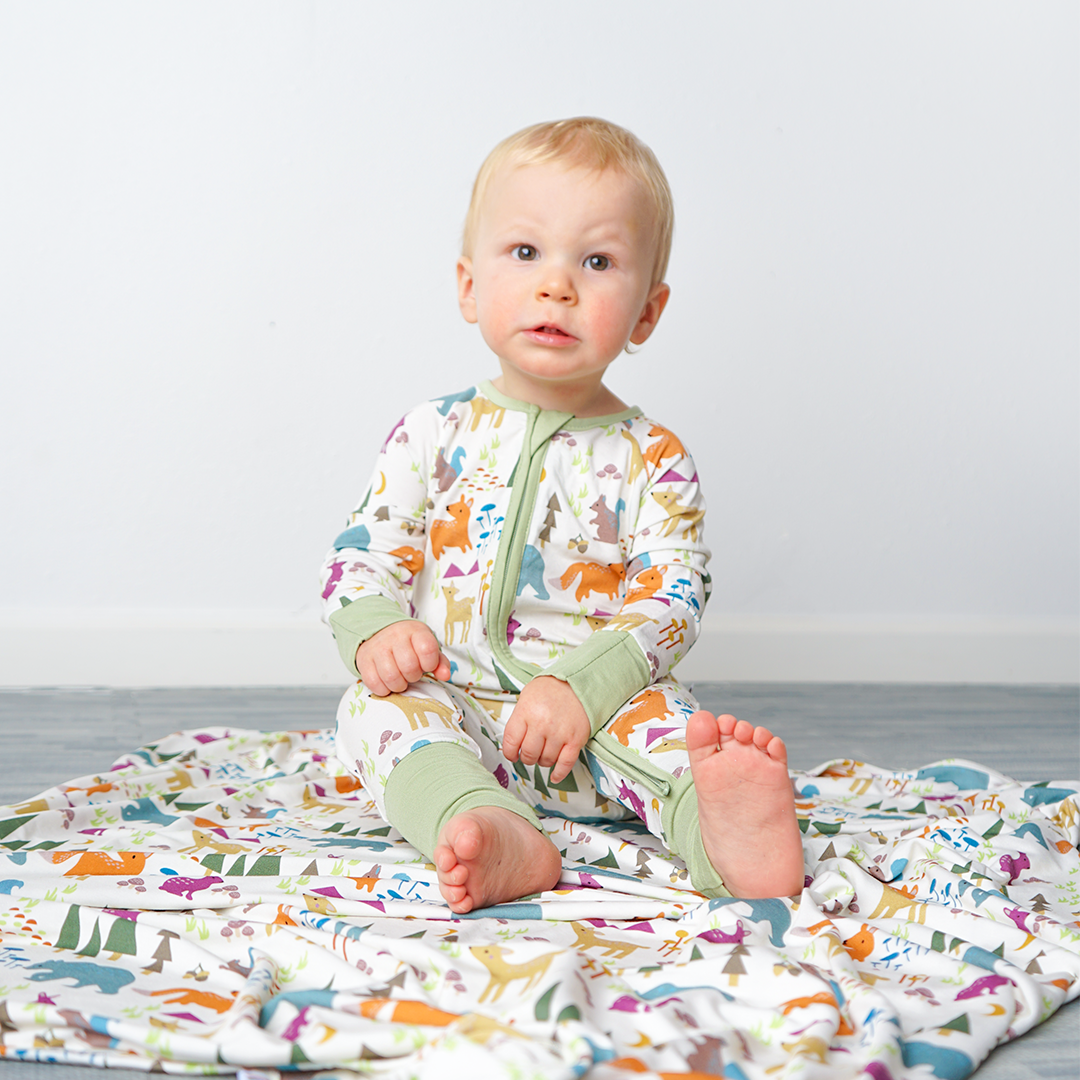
[320,381,726,895]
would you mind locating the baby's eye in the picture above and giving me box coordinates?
[512,245,538,261]
[586,254,611,271]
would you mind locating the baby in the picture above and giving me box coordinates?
[320,117,803,913]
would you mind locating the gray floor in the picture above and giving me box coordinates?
[0,683,1077,1079]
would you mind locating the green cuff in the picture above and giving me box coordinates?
[384,742,542,861]
[328,595,419,677]
[664,772,730,898]
[543,631,652,736]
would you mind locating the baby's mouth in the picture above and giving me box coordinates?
[532,325,569,336]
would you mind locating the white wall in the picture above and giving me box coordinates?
[1,2,1076,686]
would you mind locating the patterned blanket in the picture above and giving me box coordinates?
[0,727,1076,1079]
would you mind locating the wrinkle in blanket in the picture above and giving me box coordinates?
[0,726,1076,1078]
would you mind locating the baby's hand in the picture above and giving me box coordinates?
[501,676,590,785]
[355,622,451,696]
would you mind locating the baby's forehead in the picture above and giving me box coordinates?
[491,158,642,196]
[483,161,655,229]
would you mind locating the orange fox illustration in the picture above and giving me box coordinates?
[642,423,686,468]
[390,546,425,575]
[842,924,876,962]
[357,998,460,1025]
[609,689,674,747]
[430,496,473,561]
[149,988,237,1014]
[624,565,667,604]
[50,851,147,876]
[560,561,625,602]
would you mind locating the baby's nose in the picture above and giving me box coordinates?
[537,277,576,303]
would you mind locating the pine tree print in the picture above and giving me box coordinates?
[538,495,561,547]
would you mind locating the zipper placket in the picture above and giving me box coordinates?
[484,407,571,689]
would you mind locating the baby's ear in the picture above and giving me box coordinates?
[629,281,671,345]
[456,258,478,324]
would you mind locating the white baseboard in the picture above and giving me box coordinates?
[0,610,1076,687]
[678,617,1080,685]
[0,610,349,688]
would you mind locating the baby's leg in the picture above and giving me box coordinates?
[686,711,804,898]
[588,679,803,898]
[335,681,559,913]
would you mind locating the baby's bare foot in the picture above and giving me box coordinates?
[433,806,562,914]
[687,711,804,899]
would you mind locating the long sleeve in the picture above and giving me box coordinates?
[319,408,435,676]
[543,423,711,733]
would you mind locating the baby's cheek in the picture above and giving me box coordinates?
[588,296,633,351]
[477,291,518,345]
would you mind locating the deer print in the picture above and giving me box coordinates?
[468,398,505,431]
[383,693,457,731]
[441,584,474,645]
[650,490,705,541]
[570,921,645,959]
[470,944,560,1003]
[430,496,473,560]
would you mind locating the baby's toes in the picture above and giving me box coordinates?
[752,725,775,751]
[433,844,456,874]
[440,881,469,907]
[732,719,756,744]
[716,713,739,737]
[764,734,789,765]
[439,861,469,887]
[686,711,721,758]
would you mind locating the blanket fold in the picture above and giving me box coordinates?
[0,726,1076,1079]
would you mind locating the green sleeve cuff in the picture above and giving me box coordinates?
[542,631,652,736]
[327,596,419,677]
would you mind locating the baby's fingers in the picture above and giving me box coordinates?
[356,653,390,697]
[501,714,525,763]
[373,652,410,694]
[391,640,426,686]
[549,742,582,785]
[411,629,448,679]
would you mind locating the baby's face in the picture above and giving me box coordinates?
[457,161,668,405]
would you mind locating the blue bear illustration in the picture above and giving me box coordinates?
[516,544,550,600]
[432,387,476,416]
[707,897,791,947]
[27,960,134,995]
[120,798,178,828]
[333,523,371,551]
[1022,785,1076,808]
[914,765,989,791]
[899,1039,971,1080]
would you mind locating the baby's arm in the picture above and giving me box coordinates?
[321,405,436,678]
[355,621,451,696]
[500,676,590,784]
[538,424,711,737]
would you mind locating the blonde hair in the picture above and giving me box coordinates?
[462,117,674,284]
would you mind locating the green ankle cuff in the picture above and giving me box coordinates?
[665,774,730,899]
[384,742,542,861]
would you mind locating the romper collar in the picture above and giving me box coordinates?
[479,379,642,430]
